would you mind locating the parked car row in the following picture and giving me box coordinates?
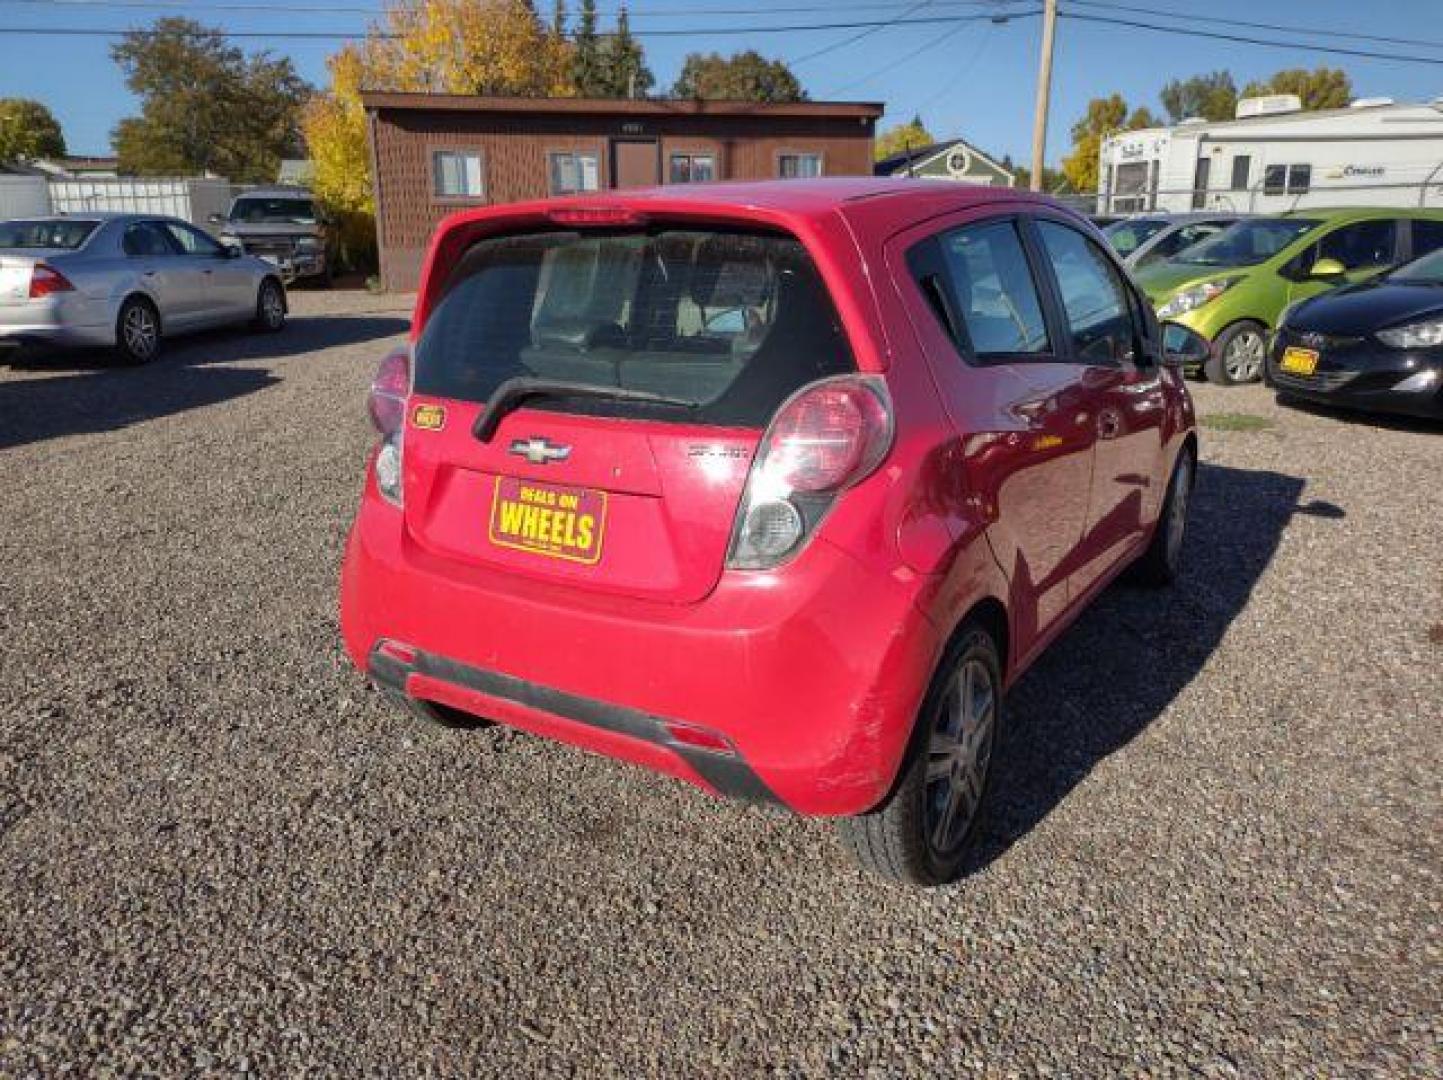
[1102,207,1443,419]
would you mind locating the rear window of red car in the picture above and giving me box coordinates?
[413,228,856,428]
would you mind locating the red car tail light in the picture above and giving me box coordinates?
[28,264,74,299]
[368,346,410,506]
[368,345,410,435]
[727,376,893,570]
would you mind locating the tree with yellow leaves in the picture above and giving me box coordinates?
[303,0,573,268]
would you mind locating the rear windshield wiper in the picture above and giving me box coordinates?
[472,376,699,442]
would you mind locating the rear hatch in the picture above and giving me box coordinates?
[403,224,856,604]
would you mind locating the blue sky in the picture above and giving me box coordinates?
[1,0,1440,165]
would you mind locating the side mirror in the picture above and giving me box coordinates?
[1161,322,1211,367]
[1309,257,1346,280]
[208,212,226,226]
[219,243,242,259]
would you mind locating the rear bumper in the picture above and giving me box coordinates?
[340,483,944,816]
[0,298,113,349]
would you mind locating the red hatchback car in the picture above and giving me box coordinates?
[341,179,1201,884]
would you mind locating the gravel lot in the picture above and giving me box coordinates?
[1,290,1439,1075]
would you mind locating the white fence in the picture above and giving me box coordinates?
[0,177,241,229]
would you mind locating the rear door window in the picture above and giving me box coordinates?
[414,228,855,428]
[1035,220,1140,365]
[930,219,1051,357]
[123,222,180,258]
[1410,218,1443,260]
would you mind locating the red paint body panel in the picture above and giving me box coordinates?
[339,179,1196,815]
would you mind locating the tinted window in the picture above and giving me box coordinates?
[163,221,223,256]
[1175,218,1319,266]
[123,222,179,257]
[414,229,854,427]
[1037,220,1138,364]
[1103,218,1168,255]
[933,220,1049,356]
[1412,219,1443,260]
[230,197,316,223]
[1143,221,1227,264]
[0,219,98,250]
[1314,219,1397,271]
[1390,247,1443,284]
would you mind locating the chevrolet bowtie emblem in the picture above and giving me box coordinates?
[508,437,572,464]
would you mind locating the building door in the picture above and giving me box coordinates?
[1192,157,1211,209]
[611,140,659,188]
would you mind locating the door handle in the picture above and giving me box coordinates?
[142,270,156,277]
[1098,410,1122,439]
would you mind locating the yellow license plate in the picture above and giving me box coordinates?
[488,476,607,564]
[1280,346,1320,375]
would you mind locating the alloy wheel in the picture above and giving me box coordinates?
[124,304,157,361]
[261,284,285,329]
[1224,330,1265,382]
[925,657,996,855]
[1166,459,1192,568]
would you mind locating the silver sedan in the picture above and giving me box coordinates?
[0,213,287,364]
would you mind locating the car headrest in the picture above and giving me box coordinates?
[532,316,625,351]
[689,237,773,309]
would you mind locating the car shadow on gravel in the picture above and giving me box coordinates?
[0,315,408,451]
[967,462,1317,874]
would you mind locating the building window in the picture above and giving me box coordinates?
[1263,163,1310,196]
[778,152,823,179]
[549,151,601,195]
[1230,155,1251,191]
[669,152,716,184]
[432,150,484,199]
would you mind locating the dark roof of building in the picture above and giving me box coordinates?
[873,139,965,176]
[359,92,883,120]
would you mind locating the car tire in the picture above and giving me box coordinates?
[836,622,1002,886]
[1205,320,1267,385]
[114,296,161,365]
[1130,443,1195,587]
[253,278,287,332]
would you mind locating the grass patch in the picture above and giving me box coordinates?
[1199,412,1276,432]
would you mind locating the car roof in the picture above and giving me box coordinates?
[525,178,1070,233]
[236,187,313,199]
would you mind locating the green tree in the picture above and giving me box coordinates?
[1160,71,1238,122]
[1242,66,1352,111]
[0,98,65,166]
[110,18,309,182]
[874,114,935,163]
[671,50,807,103]
[1061,95,1157,192]
[597,6,653,98]
[572,0,606,96]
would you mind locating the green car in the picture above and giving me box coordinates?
[1135,208,1443,384]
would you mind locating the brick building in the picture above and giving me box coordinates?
[361,93,883,291]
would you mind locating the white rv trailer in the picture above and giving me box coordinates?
[1098,97,1443,215]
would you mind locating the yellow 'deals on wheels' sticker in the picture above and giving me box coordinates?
[488,477,606,564]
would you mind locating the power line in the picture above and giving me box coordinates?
[789,0,935,67]
[0,10,1044,40]
[824,17,975,95]
[1069,0,1443,53]
[1060,10,1443,67]
[0,0,1037,13]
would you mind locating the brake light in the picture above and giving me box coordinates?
[368,346,410,435]
[545,206,649,228]
[28,264,74,299]
[368,346,410,507]
[727,376,893,570]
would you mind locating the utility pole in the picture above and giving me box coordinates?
[1029,0,1059,192]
